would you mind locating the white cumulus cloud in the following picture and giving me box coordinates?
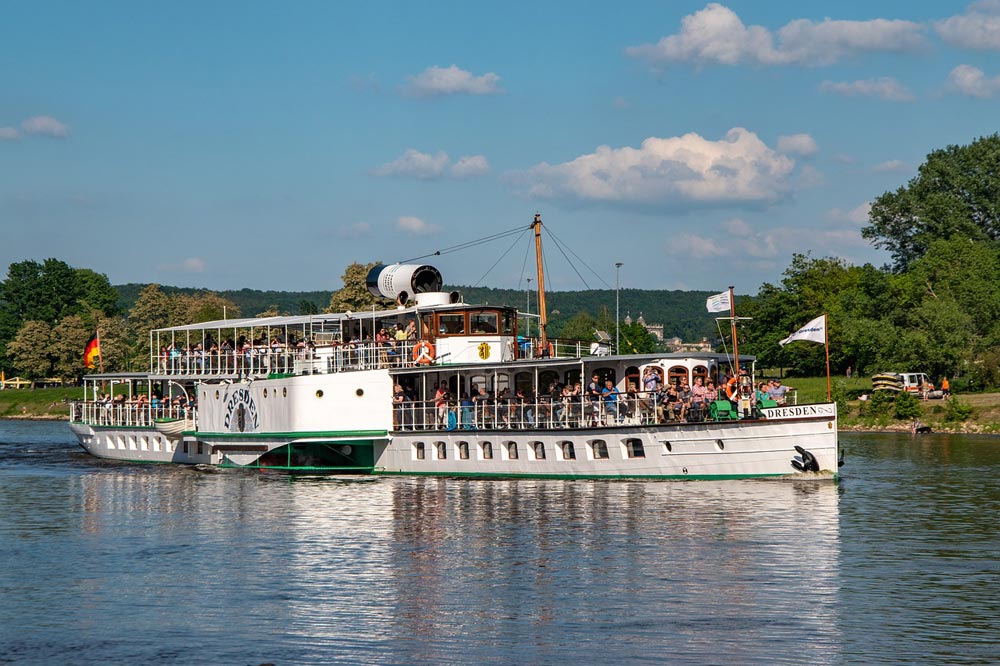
[873,159,912,172]
[936,1,1000,50]
[777,133,818,156]
[828,202,872,225]
[626,3,925,67]
[404,65,502,97]
[21,115,70,138]
[948,64,1000,98]
[450,155,491,178]
[374,149,491,180]
[374,149,450,179]
[508,127,797,208]
[819,77,915,102]
[396,216,441,235]
[0,127,19,140]
[336,222,372,239]
[158,257,206,273]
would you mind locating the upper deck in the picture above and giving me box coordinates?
[146,300,609,380]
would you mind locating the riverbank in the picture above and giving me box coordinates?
[3,386,999,434]
[0,387,82,420]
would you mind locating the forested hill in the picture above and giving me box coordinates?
[452,286,727,341]
[115,282,733,341]
[114,284,333,318]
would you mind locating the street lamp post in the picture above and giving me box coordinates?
[615,262,623,353]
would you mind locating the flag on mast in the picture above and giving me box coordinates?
[779,315,826,346]
[84,333,101,369]
[706,290,731,313]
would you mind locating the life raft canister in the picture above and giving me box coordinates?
[413,340,435,365]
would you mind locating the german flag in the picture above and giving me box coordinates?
[84,333,101,369]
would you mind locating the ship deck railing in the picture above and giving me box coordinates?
[70,401,196,429]
[149,337,603,378]
[392,392,798,432]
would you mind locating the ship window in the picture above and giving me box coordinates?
[663,441,673,453]
[592,368,616,386]
[501,310,516,335]
[435,441,447,459]
[438,313,466,336]
[625,438,645,458]
[504,441,518,460]
[668,366,688,387]
[183,442,189,454]
[197,442,204,455]
[693,365,709,383]
[480,441,493,460]
[539,370,560,391]
[530,441,545,460]
[469,311,498,334]
[282,387,287,397]
[564,369,582,387]
[559,441,576,460]
[590,439,609,460]
[263,388,268,398]
[457,441,469,460]
[414,442,425,460]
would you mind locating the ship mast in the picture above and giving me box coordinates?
[532,214,548,348]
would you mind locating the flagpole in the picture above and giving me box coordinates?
[824,314,831,402]
[729,286,738,374]
[97,328,104,374]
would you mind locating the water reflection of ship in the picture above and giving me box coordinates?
[386,479,841,663]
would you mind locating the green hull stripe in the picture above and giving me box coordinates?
[217,464,376,471]
[192,429,387,439]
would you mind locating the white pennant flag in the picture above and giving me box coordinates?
[706,290,731,313]
[779,314,826,346]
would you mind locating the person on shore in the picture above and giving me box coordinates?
[941,377,950,397]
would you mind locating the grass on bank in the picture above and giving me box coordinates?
[0,386,84,418]
[3,377,998,433]
[771,374,1000,434]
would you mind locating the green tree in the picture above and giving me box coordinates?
[326,262,391,313]
[864,133,1000,271]
[177,292,241,323]
[50,315,92,381]
[75,268,120,317]
[618,322,656,354]
[299,300,319,315]
[7,320,54,386]
[558,311,597,341]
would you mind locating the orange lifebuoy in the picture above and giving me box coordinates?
[412,340,435,365]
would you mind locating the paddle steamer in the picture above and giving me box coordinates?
[70,218,839,479]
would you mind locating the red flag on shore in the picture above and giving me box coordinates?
[84,333,101,369]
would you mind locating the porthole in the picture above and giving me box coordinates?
[283,387,287,397]
[215,390,220,399]
[716,439,725,451]
[316,390,324,398]
[263,388,268,398]
[356,388,364,397]
[664,441,673,453]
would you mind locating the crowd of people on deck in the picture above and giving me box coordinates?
[77,391,196,426]
[391,367,796,431]
[157,321,424,375]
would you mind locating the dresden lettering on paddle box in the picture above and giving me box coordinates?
[762,404,835,419]
[224,388,260,433]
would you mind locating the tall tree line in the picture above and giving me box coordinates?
[742,134,1000,389]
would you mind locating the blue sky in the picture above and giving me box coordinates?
[2,1,999,295]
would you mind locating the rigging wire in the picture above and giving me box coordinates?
[472,228,533,287]
[542,226,612,289]
[397,225,528,264]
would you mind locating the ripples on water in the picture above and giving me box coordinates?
[1,422,998,665]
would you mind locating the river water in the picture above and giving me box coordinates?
[1,421,998,665]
